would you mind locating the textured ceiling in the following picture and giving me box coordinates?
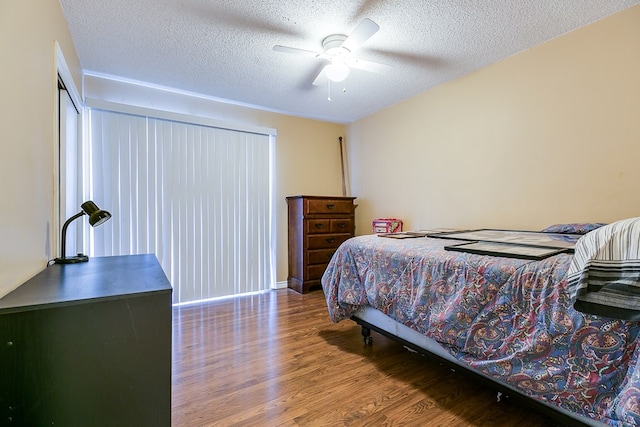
[60,0,639,124]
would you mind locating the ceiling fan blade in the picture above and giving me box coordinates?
[273,45,321,58]
[312,66,328,86]
[342,18,379,52]
[347,57,393,74]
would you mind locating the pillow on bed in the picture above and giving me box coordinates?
[567,217,640,320]
[541,222,606,234]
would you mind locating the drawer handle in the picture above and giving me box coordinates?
[336,222,346,228]
[327,252,335,259]
[326,204,335,210]
[326,238,335,244]
[314,223,324,229]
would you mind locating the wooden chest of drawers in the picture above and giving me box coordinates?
[286,195,356,293]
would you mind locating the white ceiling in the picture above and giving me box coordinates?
[60,0,639,124]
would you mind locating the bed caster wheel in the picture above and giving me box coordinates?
[361,326,372,345]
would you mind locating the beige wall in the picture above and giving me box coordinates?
[83,76,346,286]
[0,0,82,298]
[346,5,640,234]
[3,2,637,297]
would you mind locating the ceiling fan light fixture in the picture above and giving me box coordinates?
[274,19,388,88]
[325,60,350,82]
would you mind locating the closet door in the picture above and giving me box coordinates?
[57,78,82,258]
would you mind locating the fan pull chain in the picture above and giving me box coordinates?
[327,80,347,101]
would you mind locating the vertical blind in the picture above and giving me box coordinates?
[86,108,273,303]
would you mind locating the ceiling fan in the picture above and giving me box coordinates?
[273,18,392,87]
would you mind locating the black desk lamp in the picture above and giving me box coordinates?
[54,200,112,264]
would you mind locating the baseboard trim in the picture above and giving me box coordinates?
[274,280,288,290]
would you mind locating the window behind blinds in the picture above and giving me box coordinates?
[86,107,274,303]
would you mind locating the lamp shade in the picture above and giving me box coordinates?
[82,200,112,227]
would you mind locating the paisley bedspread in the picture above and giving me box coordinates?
[321,235,640,426]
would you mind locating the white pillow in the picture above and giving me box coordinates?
[567,217,640,320]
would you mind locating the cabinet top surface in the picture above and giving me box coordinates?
[286,195,356,200]
[0,254,172,313]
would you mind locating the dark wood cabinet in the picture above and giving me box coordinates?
[0,254,172,426]
[286,195,356,293]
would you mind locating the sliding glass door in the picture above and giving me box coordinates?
[86,107,274,303]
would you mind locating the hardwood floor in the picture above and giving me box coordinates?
[172,289,556,426]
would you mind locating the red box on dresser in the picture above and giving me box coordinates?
[372,218,403,234]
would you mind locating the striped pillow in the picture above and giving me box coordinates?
[567,217,640,320]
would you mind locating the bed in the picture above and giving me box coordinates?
[321,219,640,426]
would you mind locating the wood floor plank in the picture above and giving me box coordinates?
[172,289,556,426]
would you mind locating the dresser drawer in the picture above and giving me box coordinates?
[330,218,353,233]
[307,234,351,250]
[305,199,354,215]
[306,219,330,234]
[308,219,353,234]
[308,249,336,265]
